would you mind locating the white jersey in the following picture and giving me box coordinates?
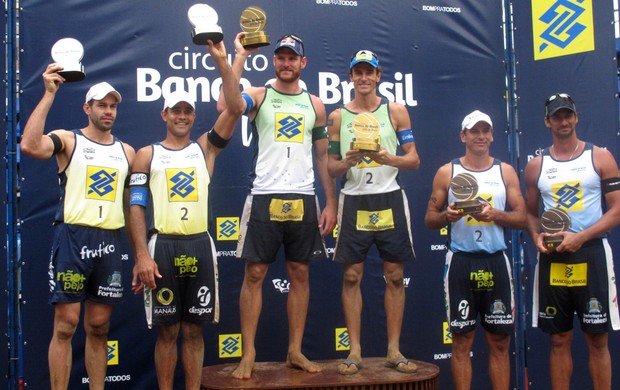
[249,86,318,195]
[448,158,507,253]
[537,143,602,233]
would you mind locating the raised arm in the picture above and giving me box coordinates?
[21,64,75,164]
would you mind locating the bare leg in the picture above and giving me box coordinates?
[232,261,268,379]
[549,331,573,390]
[485,331,511,390]
[83,301,113,390]
[155,323,181,390]
[451,331,475,390]
[285,261,321,373]
[181,321,204,390]
[49,302,80,390]
[584,332,611,390]
[384,262,416,372]
[338,262,364,374]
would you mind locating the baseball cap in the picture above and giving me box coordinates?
[85,82,122,104]
[350,50,379,70]
[274,34,305,57]
[461,110,493,131]
[545,93,576,117]
[163,90,195,110]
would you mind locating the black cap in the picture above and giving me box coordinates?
[545,93,576,117]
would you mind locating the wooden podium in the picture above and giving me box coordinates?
[201,357,439,390]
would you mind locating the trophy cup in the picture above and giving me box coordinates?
[51,38,85,82]
[540,207,571,250]
[188,4,223,45]
[450,173,483,214]
[350,112,381,152]
[240,6,270,48]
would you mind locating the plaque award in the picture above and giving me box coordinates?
[350,112,381,152]
[240,6,270,48]
[450,173,483,214]
[188,4,223,45]
[51,38,85,82]
[540,207,571,250]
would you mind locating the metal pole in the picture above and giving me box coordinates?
[6,0,23,388]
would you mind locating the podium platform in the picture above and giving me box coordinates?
[201,357,440,390]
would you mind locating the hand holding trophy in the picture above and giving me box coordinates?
[450,173,483,215]
[540,207,571,250]
[188,3,223,45]
[351,112,381,152]
[51,38,85,82]
[239,6,270,48]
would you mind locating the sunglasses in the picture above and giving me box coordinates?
[280,34,304,54]
[545,93,575,117]
[351,50,378,62]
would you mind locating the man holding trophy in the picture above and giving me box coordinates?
[425,110,526,389]
[219,31,337,379]
[524,93,620,390]
[327,50,420,375]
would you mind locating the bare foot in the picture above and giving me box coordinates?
[286,351,322,373]
[232,353,255,379]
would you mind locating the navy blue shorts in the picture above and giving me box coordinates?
[445,250,514,334]
[146,232,219,325]
[48,224,125,304]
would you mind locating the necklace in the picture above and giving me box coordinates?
[551,141,580,160]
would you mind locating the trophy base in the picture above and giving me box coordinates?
[351,140,380,152]
[58,69,85,83]
[192,30,224,45]
[454,200,483,215]
[241,32,270,48]
[543,236,563,250]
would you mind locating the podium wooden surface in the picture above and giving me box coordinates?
[201,357,440,390]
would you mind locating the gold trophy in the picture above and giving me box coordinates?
[350,112,381,152]
[188,3,223,45]
[450,173,483,214]
[540,207,571,250]
[240,6,270,48]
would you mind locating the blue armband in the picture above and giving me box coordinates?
[397,129,414,144]
[242,93,254,116]
[129,173,149,207]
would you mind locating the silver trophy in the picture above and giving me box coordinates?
[188,4,223,45]
[51,38,85,82]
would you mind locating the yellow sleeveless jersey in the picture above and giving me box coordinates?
[149,142,210,235]
[58,131,129,229]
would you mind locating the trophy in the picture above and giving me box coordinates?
[188,4,223,45]
[350,112,381,152]
[540,207,571,250]
[51,38,85,82]
[450,173,483,214]
[240,6,270,48]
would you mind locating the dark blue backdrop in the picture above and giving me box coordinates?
[10,0,620,389]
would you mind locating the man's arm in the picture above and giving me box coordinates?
[312,95,337,237]
[21,64,75,164]
[474,163,526,229]
[556,147,620,252]
[326,108,363,178]
[127,146,161,293]
[425,163,458,229]
[523,156,548,253]
[198,36,252,171]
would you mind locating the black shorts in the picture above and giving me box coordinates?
[533,238,620,334]
[333,190,415,264]
[145,232,219,326]
[445,250,514,334]
[48,223,125,305]
[236,193,326,263]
